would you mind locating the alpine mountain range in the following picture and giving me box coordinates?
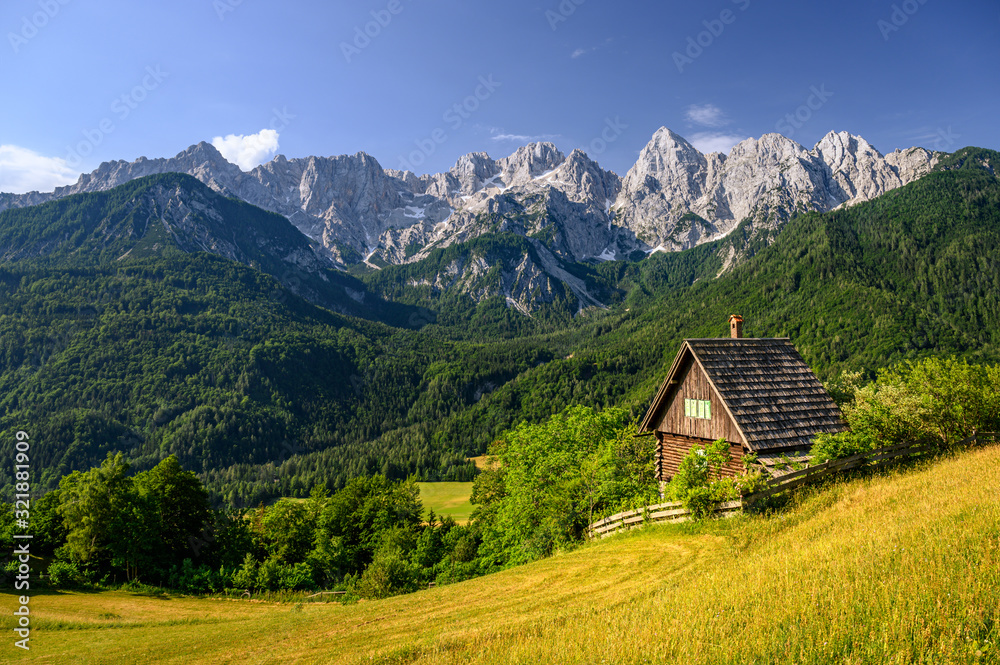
[0,128,941,313]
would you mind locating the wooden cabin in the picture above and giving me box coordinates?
[639,315,847,481]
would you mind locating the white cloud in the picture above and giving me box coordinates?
[211,129,279,171]
[491,131,561,142]
[685,104,728,128]
[0,145,81,194]
[571,37,613,59]
[689,132,747,155]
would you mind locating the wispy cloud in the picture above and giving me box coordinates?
[904,126,960,152]
[685,103,728,128]
[570,37,613,59]
[689,132,747,155]
[490,130,561,143]
[0,145,80,194]
[211,128,279,171]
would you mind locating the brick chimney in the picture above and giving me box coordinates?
[729,314,744,339]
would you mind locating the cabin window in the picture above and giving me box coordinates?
[684,398,711,420]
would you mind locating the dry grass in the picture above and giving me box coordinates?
[3,445,997,664]
[415,482,474,524]
[468,456,499,471]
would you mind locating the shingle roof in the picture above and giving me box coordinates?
[641,338,847,451]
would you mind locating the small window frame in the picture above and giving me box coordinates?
[684,398,712,420]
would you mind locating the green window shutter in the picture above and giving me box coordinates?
[705,401,711,419]
[697,400,705,419]
[684,399,691,417]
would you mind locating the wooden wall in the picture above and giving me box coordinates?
[655,356,744,445]
[654,354,746,481]
[657,433,745,481]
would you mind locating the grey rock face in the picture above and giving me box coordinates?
[0,129,946,313]
[614,128,942,251]
[450,152,500,195]
[497,142,565,186]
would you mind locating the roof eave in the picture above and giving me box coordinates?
[638,340,692,432]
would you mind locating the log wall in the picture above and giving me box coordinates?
[657,433,745,481]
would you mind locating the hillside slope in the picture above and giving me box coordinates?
[406,166,1000,460]
[0,173,412,322]
[2,166,998,503]
[4,444,997,663]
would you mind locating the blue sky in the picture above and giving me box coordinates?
[1,0,998,193]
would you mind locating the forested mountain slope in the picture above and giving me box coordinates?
[0,163,997,505]
[370,165,1000,461]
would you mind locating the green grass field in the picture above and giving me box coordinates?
[416,481,474,524]
[3,445,998,664]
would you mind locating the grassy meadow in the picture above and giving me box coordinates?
[415,482,474,524]
[3,444,998,664]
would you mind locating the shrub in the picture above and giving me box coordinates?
[256,556,284,590]
[809,431,874,465]
[166,559,227,594]
[231,553,259,590]
[47,560,86,588]
[355,551,420,599]
[682,486,714,520]
[809,358,1000,464]
[434,560,481,586]
[734,470,770,497]
[664,439,759,520]
[472,405,655,567]
[278,562,315,590]
[666,438,731,502]
[448,532,479,564]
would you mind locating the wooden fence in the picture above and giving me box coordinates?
[589,432,997,538]
[588,499,742,538]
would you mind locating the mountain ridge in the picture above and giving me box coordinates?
[0,130,944,312]
[1,129,942,259]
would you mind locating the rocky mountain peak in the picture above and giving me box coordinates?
[648,127,704,160]
[632,129,707,185]
[498,142,565,186]
[0,127,950,300]
[730,133,807,161]
[814,130,876,156]
[617,129,711,239]
[614,127,943,253]
[177,140,228,162]
[450,151,500,195]
[548,148,621,204]
[810,131,939,203]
